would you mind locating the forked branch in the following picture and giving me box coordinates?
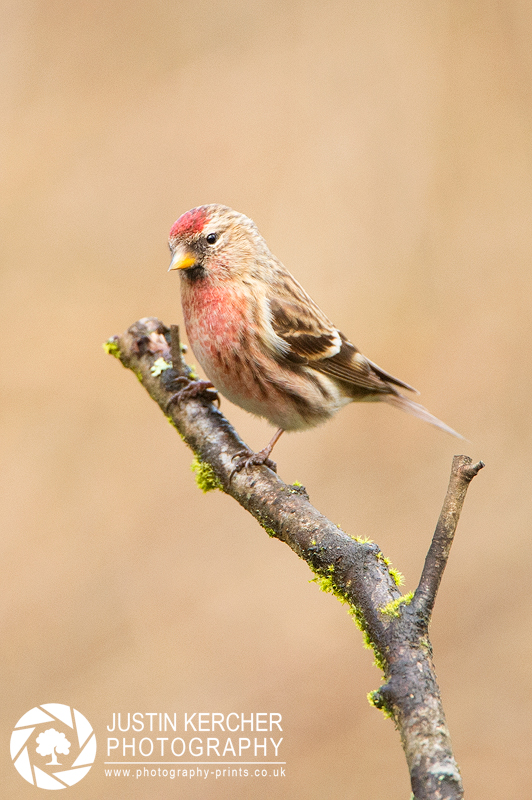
[106,317,483,800]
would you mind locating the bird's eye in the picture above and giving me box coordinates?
[206,232,218,244]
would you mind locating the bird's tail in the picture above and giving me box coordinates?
[383,392,465,439]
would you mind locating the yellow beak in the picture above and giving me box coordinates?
[168,246,197,271]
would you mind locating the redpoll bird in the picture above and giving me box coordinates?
[168,204,462,472]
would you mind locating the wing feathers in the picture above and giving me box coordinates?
[365,358,419,394]
[269,295,342,361]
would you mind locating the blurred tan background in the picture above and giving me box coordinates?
[1,1,531,797]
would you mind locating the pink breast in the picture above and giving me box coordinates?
[183,282,243,345]
[181,282,248,380]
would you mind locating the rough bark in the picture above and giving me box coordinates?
[106,317,484,800]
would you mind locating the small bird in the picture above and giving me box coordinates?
[168,204,461,472]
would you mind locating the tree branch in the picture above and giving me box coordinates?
[106,317,484,800]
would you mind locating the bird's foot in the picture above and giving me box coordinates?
[166,377,219,410]
[230,448,278,478]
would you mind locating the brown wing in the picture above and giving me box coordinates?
[269,296,341,364]
[269,291,417,397]
[312,333,418,395]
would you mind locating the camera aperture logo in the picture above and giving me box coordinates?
[10,704,96,790]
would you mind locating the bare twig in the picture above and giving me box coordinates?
[414,456,485,622]
[106,318,483,800]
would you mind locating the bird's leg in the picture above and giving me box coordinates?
[166,376,220,410]
[230,428,284,477]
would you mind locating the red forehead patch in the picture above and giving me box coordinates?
[169,207,208,239]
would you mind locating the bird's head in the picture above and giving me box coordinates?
[168,204,265,281]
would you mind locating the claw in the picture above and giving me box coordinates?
[228,428,284,480]
[166,377,219,411]
[229,448,278,480]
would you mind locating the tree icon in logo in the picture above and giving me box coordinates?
[10,704,96,789]
[36,729,71,766]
